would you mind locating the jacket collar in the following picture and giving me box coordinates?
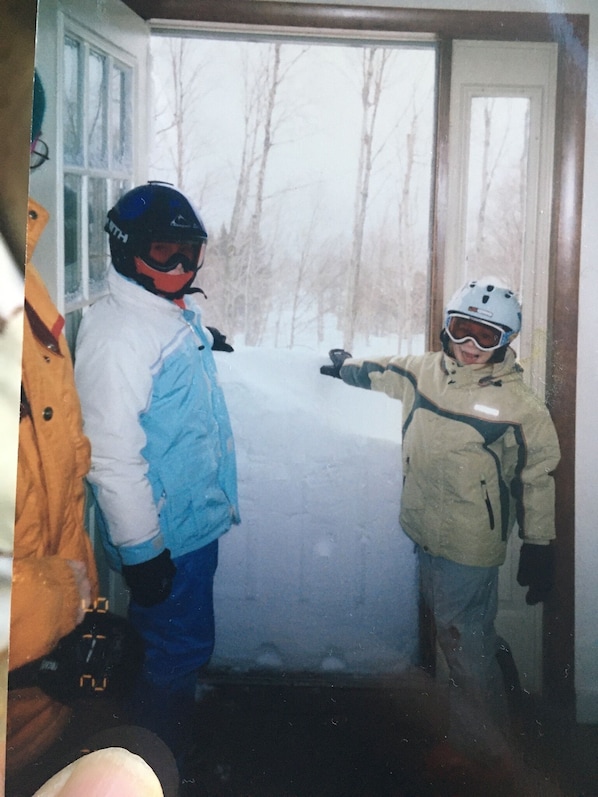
[441,347,522,386]
[108,266,195,316]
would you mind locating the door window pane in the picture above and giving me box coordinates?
[62,31,134,318]
[63,37,83,166]
[110,177,133,208]
[89,177,109,295]
[464,96,530,290]
[111,63,132,170]
[64,173,82,302]
[88,50,108,169]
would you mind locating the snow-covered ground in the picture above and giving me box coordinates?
[211,346,419,676]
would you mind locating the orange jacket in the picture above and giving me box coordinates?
[6,199,99,772]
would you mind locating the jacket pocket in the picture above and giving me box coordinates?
[480,478,495,530]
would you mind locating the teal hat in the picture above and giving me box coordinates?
[31,69,46,144]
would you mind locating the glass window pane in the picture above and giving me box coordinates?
[464,96,530,288]
[64,308,83,356]
[88,50,108,168]
[64,173,82,303]
[110,178,132,208]
[63,37,83,167]
[89,177,110,295]
[62,34,135,317]
[111,63,133,170]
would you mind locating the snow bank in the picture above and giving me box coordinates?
[212,348,418,676]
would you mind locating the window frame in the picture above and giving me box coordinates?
[59,16,136,318]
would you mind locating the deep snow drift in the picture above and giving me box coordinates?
[211,347,418,676]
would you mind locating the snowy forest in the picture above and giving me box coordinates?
[149,36,436,355]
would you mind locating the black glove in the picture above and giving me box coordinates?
[320,348,352,378]
[516,543,554,605]
[122,549,176,608]
[207,326,234,352]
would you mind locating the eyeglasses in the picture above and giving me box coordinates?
[30,138,50,171]
[446,313,510,351]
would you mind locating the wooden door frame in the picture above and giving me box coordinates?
[122,0,588,705]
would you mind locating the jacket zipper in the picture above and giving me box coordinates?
[183,318,206,350]
[481,478,495,530]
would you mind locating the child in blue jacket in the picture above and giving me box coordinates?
[75,183,240,765]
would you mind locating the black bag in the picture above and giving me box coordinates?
[9,598,144,704]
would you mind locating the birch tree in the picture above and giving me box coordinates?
[343,48,393,351]
[241,43,281,345]
[217,42,306,345]
[393,78,434,352]
[152,38,206,197]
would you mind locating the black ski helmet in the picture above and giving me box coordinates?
[105,182,208,298]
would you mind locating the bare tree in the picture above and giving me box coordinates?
[472,98,511,270]
[228,46,263,243]
[197,42,311,345]
[343,48,393,351]
[152,38,436,353]
[393,78,434,352]
[151,38,206,196]
[223,42,307,345]
[241,43,282,345]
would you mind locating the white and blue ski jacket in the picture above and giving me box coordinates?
[75,268,239,571]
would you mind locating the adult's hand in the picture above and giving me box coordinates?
[33,748,164,796]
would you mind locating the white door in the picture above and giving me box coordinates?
[443,41,558,691]
[32,0,150,611]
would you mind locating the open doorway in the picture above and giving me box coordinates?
[30,0,586,703]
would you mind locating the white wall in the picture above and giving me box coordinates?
[259,0,598,722]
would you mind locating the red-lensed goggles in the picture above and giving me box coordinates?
[446,313,511,351]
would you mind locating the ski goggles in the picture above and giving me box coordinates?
[141,240,206,273]
[446,313,511,351]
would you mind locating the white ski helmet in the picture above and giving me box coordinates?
[445,278,522,348]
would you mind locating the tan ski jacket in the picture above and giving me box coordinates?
[340,348,560,567]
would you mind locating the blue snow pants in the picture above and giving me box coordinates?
[417,545,511,762]
[127,540,219,758]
